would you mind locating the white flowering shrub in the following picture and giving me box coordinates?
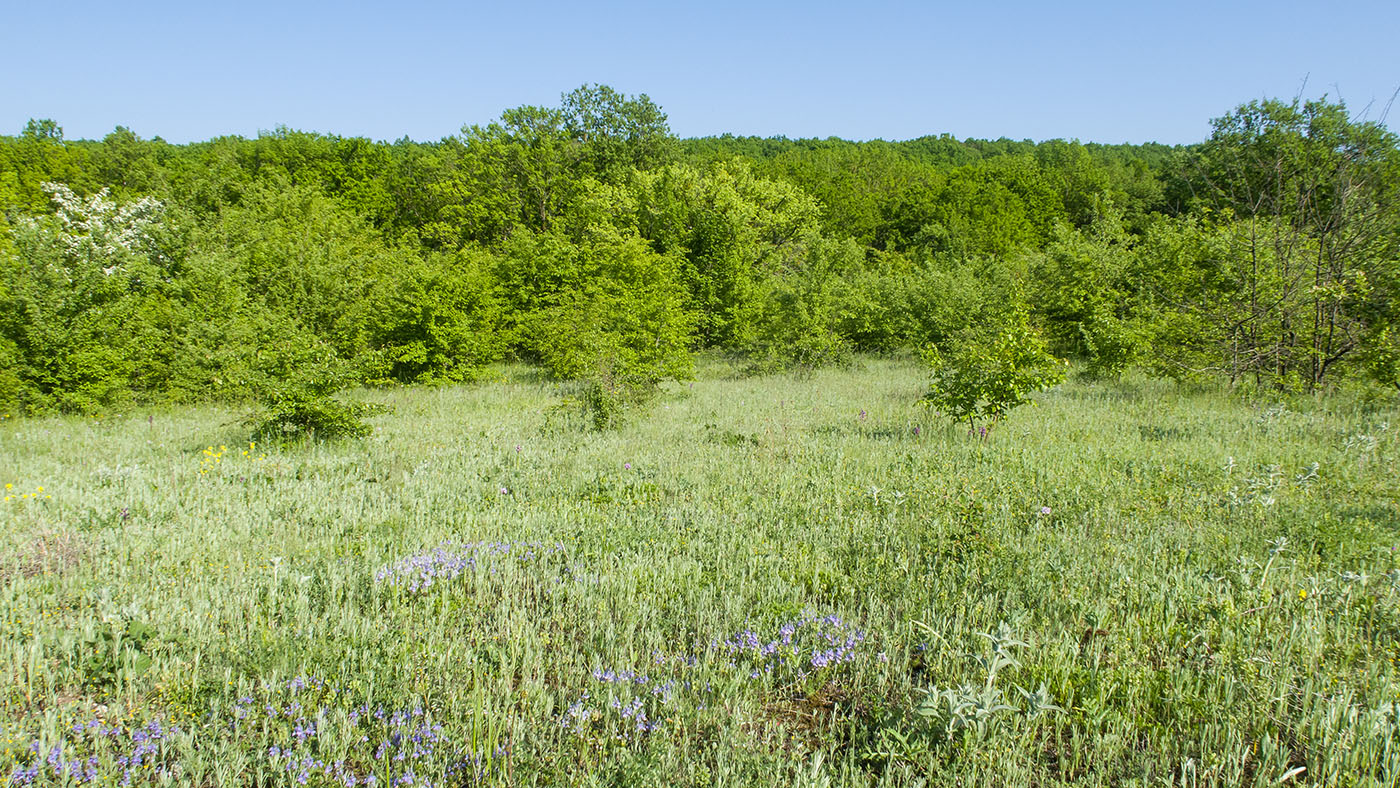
[29,182,164,276]
[0,184,169,413]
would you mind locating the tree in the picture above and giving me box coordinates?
[1031,214,1142,377]
[561,83,675,179]
[1181,97,1400,390]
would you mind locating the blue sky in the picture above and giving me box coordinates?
[3,0,1396,145]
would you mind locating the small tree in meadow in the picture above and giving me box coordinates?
[921,311,1067,437]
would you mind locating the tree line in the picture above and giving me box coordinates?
[1,85,1397,419]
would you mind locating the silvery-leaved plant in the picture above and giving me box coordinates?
[1259,536,1288,588]
[1295,462,1320,488]
[1340,570,1370,587]
[1342,432,1378,457]
[916,623,1058,739]
[918,682,1015,736]
[1015,682,1065,719]
[1227,465,1283,508]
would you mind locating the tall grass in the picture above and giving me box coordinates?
[1,358,1397,786]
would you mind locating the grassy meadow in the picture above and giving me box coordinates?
[2,357,1399,786]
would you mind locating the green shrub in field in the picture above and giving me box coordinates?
[250,386,387,441]
[500,229,694,428]
[742,271,852,375]
[248,348,388,441]
[921,311,1066,435]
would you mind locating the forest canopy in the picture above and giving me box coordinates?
[1,86,1398,415]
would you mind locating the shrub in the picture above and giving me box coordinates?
[740,235,857,374]
[247,348,388,442]
[1077,310,1141,380]
[505,231,695,429]
[921,311,1067,435]
[250,387,387,442]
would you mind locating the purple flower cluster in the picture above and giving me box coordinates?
[558,692,662,740]
[375,541,566,592]
[559,612,871,742]
[228,676,499,787]
[591,667,680,705]
[715,611,867,678]
[8,718,179,786]
[559,656,696,741]
[7,675,504,787]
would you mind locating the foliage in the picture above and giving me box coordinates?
[921,312,1067,433]
[362,248,505,385]
[247,349,389,442]
[0,183,170,413]
[1030,215,1142,378]
[1172,97,1400,390]
[0,91,1396,412]
[250,386,387,442]
[73,620,156,694]
[741,235,858,373]
[502,230,695,428]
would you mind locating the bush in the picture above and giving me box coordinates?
[247,348,388,442]
[1077,310,1141,380]
[740,235,856,374]
[250,386,387,442]
[504,232,695,429]
[921,311,1067,436]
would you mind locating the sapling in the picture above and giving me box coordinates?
[921,311,1067,438]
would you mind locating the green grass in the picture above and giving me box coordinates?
[2,358,1398,786]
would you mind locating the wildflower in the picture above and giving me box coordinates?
[1039,506,1052,516]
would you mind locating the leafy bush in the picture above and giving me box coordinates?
[359,248,505,384]
[1077,310,1141,380]
[250,387,387,442]
[742,272,851,374]
[921,311,1066,435]
[503,231,694,429]
[1029,218,1142,378]
[740,234,857,374]
[247,349,388,442]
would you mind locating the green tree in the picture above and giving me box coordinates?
[1031,213,1142,377]
[1179,97,1400,389]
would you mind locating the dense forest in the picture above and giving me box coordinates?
[2,85,1398,418]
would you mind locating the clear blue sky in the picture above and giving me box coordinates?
[3,0,1396,145]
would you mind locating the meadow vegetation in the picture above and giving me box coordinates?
[1,358,1398,785]
[3,85,1400,784]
